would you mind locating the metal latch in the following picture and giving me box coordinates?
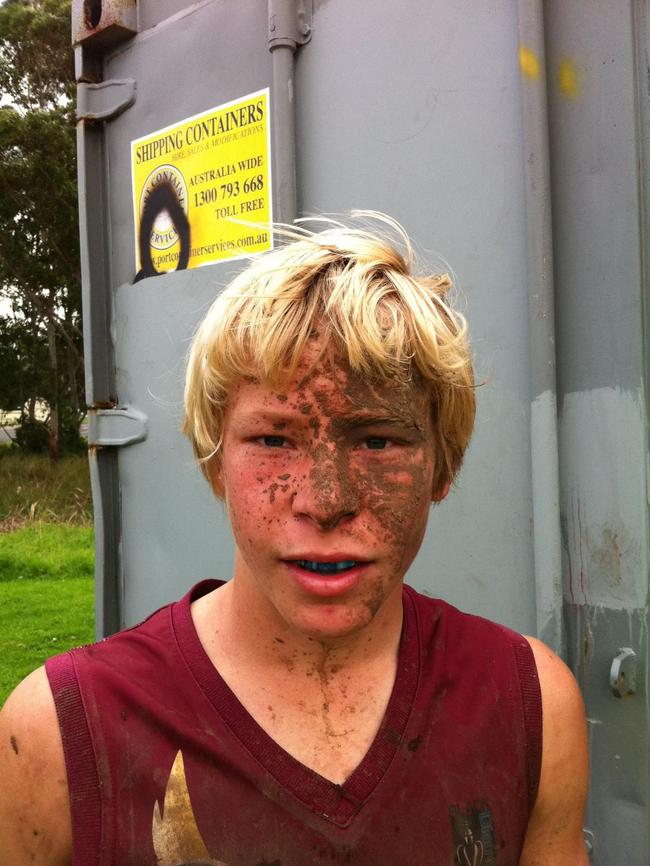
[77,79,136,122]
[610,647,637,698]
[87,406,148,448]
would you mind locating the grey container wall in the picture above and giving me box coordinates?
[74,1,649,863]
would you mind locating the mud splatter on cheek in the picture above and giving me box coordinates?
[363,580,387,617]
[362,457,431,560]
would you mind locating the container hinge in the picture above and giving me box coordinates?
[268,0,312,49]
[87,406,148,448]
[77,79,136,122]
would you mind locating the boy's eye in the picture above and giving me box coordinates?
[364,437,389,450]
[260,435,287,448]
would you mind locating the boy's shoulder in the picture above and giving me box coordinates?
[405,582,535,657]
[0,580,218,866]
[45,580,218,710]
[0,666,72,866]
[51,578,220,664]
[406,586,589,864]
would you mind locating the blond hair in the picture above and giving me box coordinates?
[183,212,475,496]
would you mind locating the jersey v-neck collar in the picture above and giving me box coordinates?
[171,579,421,827]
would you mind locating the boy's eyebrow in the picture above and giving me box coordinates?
[333,412,423,432]
[235,408,423,433]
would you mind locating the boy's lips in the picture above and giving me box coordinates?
[282,557,371,597]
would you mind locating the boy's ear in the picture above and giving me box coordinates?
[432,480,451,503]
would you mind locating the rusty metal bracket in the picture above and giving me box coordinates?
[72,0,138,49]
[87,406,148,448]
[77,79,136,122]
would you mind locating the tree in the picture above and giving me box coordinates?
[0,0,83,458]
[0,310,49,416]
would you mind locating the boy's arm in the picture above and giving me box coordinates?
[0,666,72,866]
[519,637,590,866]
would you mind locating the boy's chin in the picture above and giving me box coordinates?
[279,600,384,644]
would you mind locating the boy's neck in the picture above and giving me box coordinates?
[191,576,404,783]
[199,575,404,678]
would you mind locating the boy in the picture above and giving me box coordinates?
[0,214,588,865]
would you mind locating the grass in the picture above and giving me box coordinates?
[0,446,92,530]
[0,523,93,582]
[0,450,94,706]
[0,576,94,704]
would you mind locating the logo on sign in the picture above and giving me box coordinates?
[139,164,188,251]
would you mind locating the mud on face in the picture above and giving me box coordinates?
[217,340,442,639]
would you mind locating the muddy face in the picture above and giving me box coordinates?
[214,341,442,642]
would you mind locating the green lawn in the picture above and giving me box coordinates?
[0,452,95,706]
[0,574,94,704]
[0,522,94,582]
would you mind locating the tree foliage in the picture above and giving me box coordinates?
[0,0,75,110]
[0,0,83,457]
[0,314,48,411]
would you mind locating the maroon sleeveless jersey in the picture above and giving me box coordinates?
[45,580,542,866]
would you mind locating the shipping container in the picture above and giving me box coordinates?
[72,1,650,862]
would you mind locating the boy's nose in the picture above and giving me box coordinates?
[291,452,360,530]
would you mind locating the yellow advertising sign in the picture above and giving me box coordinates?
[131,89,272,277]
